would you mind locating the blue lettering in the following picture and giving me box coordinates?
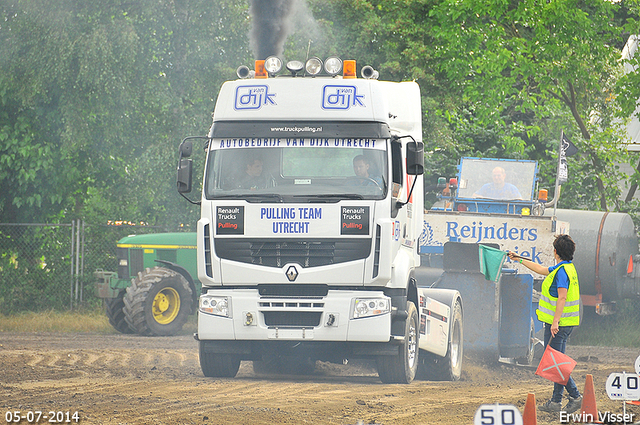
[446,222,459,239]
[496,223,508,240]
[530,247,542,263]
[272,222,310,234]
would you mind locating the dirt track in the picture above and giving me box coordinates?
[1,332,639,425]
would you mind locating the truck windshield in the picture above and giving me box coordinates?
[456,158,537,201]
[204,139,388,202]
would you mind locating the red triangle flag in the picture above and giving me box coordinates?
[535,344,577,385]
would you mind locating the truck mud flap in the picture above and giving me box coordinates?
[498,272,534,359]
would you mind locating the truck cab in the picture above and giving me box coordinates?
[178,57,463,383]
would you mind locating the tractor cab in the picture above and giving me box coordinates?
[433,157,544,216]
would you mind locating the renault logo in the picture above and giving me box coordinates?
[285,265,298,282]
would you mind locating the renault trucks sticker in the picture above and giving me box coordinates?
[341,206,369,235]
[234,85,276,110]
[322,85,365,110]
[216,206,244,235]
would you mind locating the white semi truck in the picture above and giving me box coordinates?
[177,57,463,383]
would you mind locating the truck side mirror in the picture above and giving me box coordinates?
[179,139,193,158]
[176,158,193,193]
[406,141,424,175]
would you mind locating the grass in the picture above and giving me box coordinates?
[0,308,198,334]
[571,299,640,347]
[0,308,116,333]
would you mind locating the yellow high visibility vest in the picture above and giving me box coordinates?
[536,262,580,326]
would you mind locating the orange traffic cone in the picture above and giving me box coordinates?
[523,393,537,425]
[577,374,600,423]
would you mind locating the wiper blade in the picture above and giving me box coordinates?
[214,193,284,202]
[293,194,364,201]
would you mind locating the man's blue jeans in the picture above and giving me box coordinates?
[543,323,581,402]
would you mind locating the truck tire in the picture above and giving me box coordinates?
[417,299,463,381]
[123,267,193,336]
[104,291,134,334]
[376,302,419,384]
[199,341,241,377]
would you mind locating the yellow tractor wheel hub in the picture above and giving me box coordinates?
[152,287,181,324]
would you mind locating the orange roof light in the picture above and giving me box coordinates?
[255,60,267,79]
[343,60,356,78]
[538,189,548,202]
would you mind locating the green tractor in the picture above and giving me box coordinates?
[94,232,200,336]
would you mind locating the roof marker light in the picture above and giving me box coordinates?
[324,57,342,76]
[305,57,323,76]
[286,60,304,76]
[343,60,356,78]
[255,60,267,79]
[264,56,283,76]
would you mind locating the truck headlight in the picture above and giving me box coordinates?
[199,294,231,317]
[352,298,390,319]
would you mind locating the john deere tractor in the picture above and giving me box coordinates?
[94,232,200,336]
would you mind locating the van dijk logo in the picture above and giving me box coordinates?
[234,85,276,110]
[322,85,365,110]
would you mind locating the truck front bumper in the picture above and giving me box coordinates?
[197,288,392,342]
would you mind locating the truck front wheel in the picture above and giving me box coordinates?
[123,267,193,336]
[199,341,241,377]
[417,299,463,381]
[376,302,419,384]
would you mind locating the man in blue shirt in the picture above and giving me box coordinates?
[352,155,383,188]
[473,166,522,199]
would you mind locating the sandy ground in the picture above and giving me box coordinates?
[0,332,639,425]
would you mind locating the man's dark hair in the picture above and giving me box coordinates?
[554,234,575,261]
[353,154,370,165]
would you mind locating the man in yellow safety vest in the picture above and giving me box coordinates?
[508,234,582,414]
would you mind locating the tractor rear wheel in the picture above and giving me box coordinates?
[105,291,134,334]
[124,267,193,336]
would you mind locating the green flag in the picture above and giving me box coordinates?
[478,244,507,282]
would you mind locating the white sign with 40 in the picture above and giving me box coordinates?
[606,371,640,401]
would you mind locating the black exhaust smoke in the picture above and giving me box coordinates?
[249,0,300,60]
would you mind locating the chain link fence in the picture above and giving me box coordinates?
[0,222,164,313]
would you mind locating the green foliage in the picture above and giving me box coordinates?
[1,0,640,226]
[0,0,252,228]
[572,299,640,347]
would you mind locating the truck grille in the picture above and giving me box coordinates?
[215,239,370,268]
[262,311,322,327]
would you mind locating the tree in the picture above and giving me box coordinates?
[426,0,638,211]
[0,0,253,227]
